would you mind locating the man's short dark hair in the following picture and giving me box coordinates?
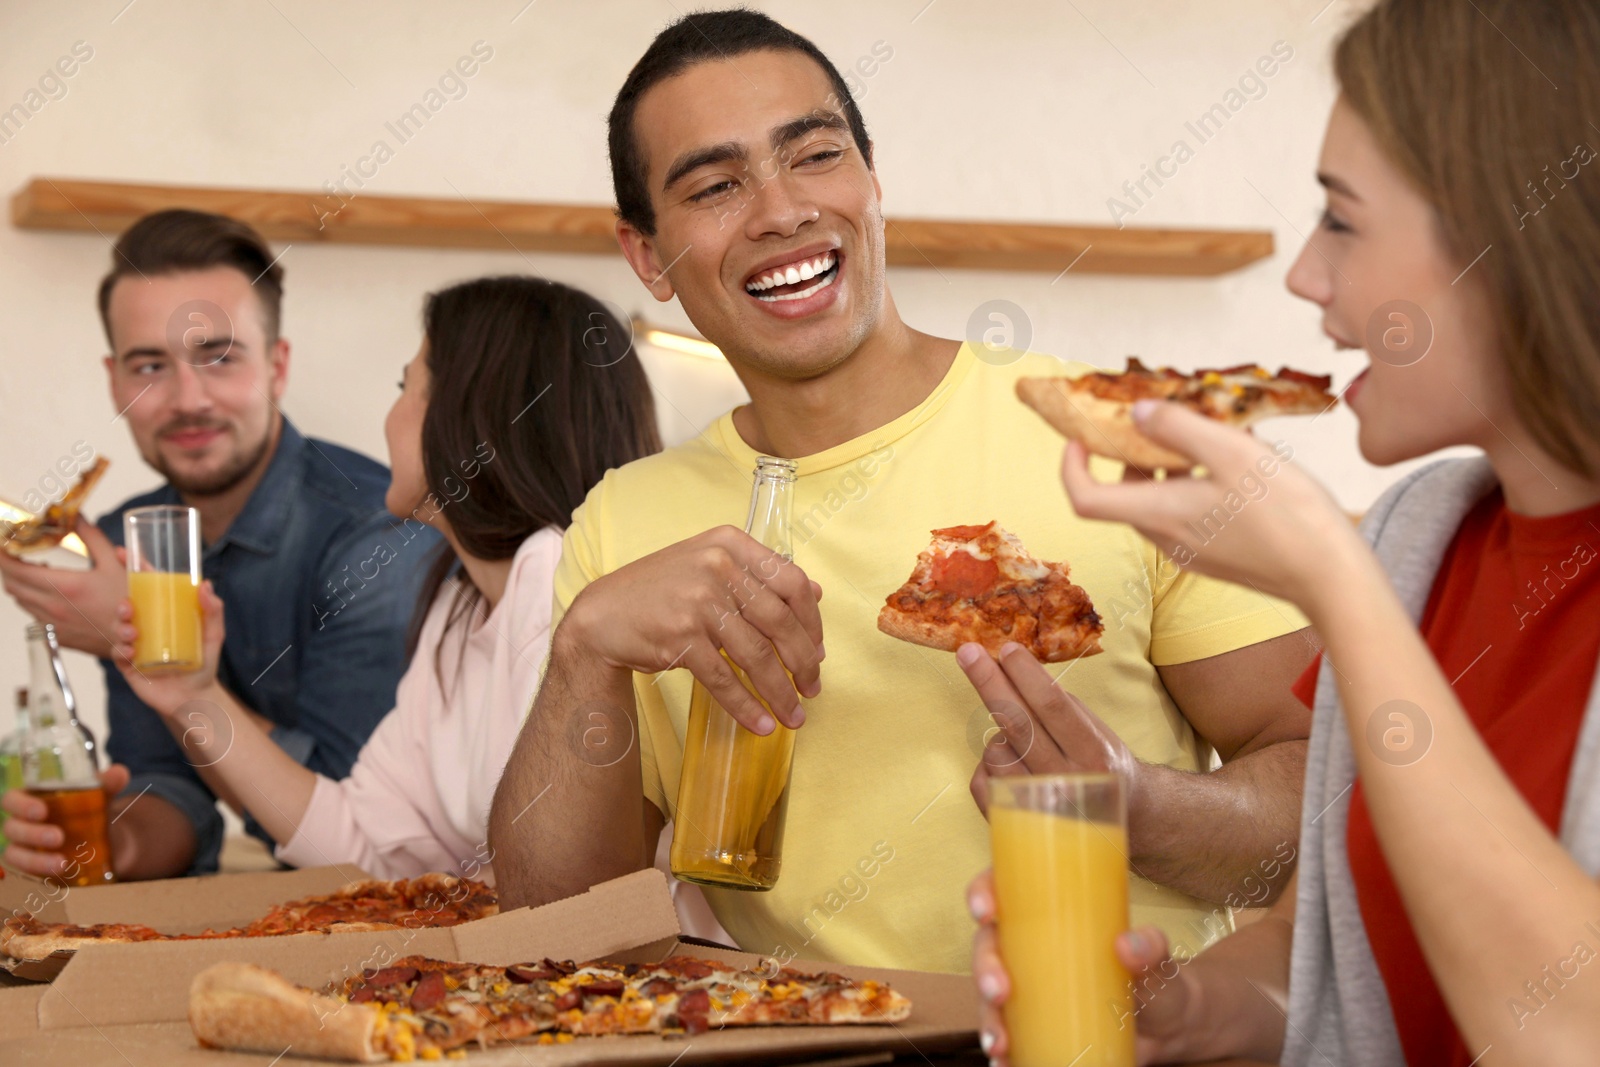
[96,209,285,348]
[608,8,874,236]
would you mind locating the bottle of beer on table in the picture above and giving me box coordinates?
[21,623,114,885]
[670,457,801,891]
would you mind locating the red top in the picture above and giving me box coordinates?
[1293,488,1600,1065]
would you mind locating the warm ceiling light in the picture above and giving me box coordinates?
[633,319,726,361]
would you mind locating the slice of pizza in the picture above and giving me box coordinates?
[189,954,913,1060]
[191,957,556,1062]
[877,521,1103,663]
[1,455,110,557]
[1016,357,1336,471]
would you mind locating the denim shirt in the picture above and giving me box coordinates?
[97,419,441,873]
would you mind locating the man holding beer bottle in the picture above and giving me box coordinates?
[490,10,1316,972]
[0,210,435,879]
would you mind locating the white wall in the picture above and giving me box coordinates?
[0,0,1438,740]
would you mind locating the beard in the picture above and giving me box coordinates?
[152,421,277,498]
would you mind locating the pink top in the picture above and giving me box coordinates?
[275,527,728,944]
[276,528,562,880]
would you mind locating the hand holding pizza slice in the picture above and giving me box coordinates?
[1016,357,1335,472]
[877,522,1103,663]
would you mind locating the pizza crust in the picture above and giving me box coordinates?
[190,962,383,1062]
[0,930,107,961]
[1016,377,1194,472]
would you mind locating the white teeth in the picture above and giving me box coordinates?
[745,251,839,293]
[753,266,839,303]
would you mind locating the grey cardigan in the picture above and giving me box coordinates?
[1282,457,1600,1065]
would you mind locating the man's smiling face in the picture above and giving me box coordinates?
[619,48,887,380]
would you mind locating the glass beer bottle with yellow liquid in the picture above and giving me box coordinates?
[22,623,114,885]
[670,457,800,891]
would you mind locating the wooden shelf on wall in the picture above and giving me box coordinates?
[11,177,1273,277]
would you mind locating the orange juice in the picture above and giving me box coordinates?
[128,570,202,671]
[991,804,1134,1067]
[670,665,795,890]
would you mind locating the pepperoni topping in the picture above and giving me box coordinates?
[641,978,677,998]
[410,971,447,1012]
[506,965,557,983]
[554,990,582,1012]
[360,966,419,986]
[661,958,715,980]
[349,986,376,1003]
[1276,367,1334,390]
[674,987,712,1034]
[930,550,1001,599]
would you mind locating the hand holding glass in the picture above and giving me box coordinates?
[990,773,1134,1067]
[124,506,203,672]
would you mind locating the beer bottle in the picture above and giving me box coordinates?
[671,457,801,890]
[21,623,114,885]
[0,688,24,849]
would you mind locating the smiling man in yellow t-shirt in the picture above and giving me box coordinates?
[489,10,1314,973]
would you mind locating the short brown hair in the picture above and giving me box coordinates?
[608,9,873,236]
[96,209,284,348]
[1336,0,1600,477]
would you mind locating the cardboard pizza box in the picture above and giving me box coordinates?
[0,864,373,981]
[0,868,980,1065]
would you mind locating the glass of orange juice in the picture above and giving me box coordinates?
[990,773,1134,1067]
[124,505,202,672]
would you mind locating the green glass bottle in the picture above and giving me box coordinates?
[0,687,25,850]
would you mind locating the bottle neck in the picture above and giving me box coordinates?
[26,630,76,725]
[746,468,796,559]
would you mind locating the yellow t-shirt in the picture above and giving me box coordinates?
[553,343,1306,973]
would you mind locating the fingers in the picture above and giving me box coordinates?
[717,613,805,729]
[970,912,1012,1064]
[2,842,68,878]
[199,579,227,652]
[956,643,1043,772]
[969,762,991,816]
[726,565,821,703]
[2,811,64,851]
[75,518,120,568]
[996,644,1113,771]
[967,868,996,925]
[1129,400,1249,468]
[682,640,777,736]
[101,764,131,796]
[1061,439,1179,526]
[1,787,47,822]
[1116,924,1173,975]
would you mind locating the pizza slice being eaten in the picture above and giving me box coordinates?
[877,521,1103,663]
[1016,357,1336,471]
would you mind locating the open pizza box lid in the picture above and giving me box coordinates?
[0,864,372,981]
[0,868,979,1064]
